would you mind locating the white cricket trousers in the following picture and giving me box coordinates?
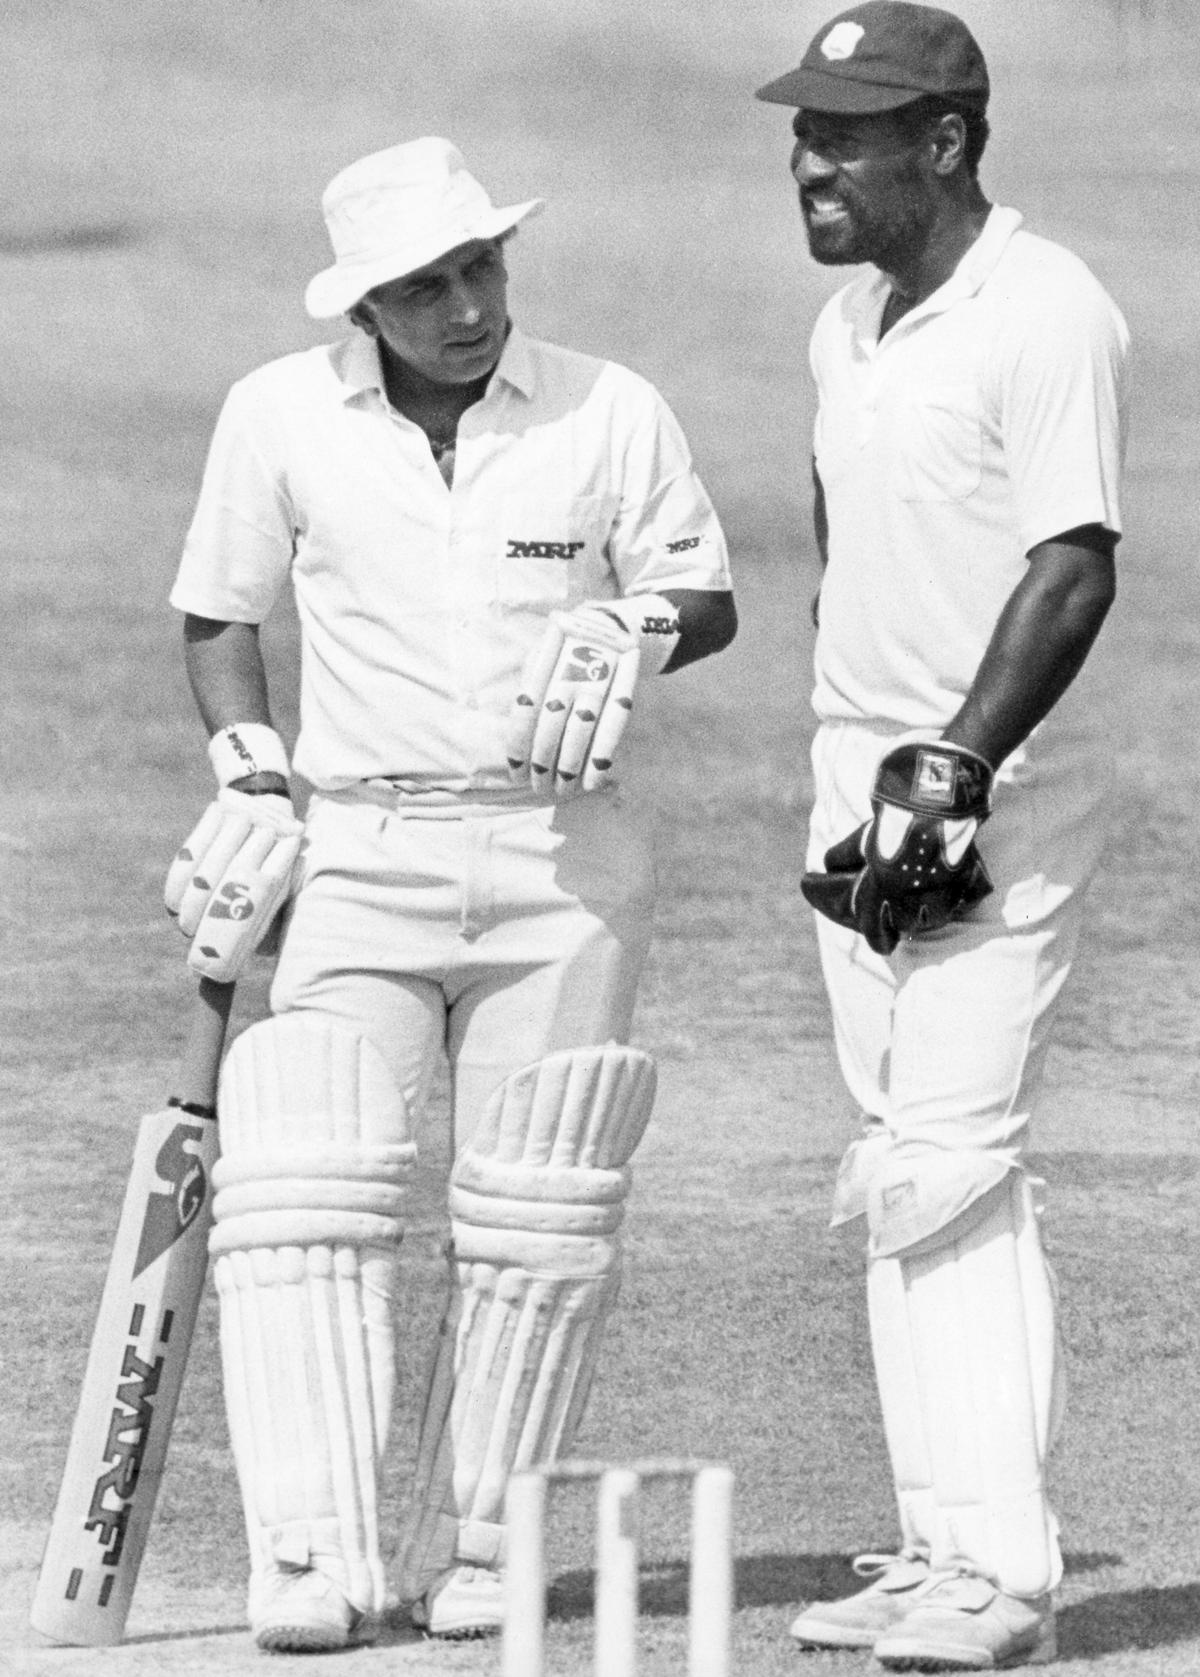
[271,787,656,1145]
[808,720,1112,1152]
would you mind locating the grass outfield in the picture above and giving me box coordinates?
[5,1,1200,1671]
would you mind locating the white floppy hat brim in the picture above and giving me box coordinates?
[304,197,544,319]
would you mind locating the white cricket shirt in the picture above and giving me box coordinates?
[810,205,1129,732]
[171,328,731,792]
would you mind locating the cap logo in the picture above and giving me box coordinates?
[821,20,865,60]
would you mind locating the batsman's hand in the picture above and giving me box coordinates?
[505,605,644,798]
[164,788,304,980]
[801,741,995,957]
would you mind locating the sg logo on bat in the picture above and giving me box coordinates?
[133,1122,209,1279]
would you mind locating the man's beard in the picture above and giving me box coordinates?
[802,160,935,272]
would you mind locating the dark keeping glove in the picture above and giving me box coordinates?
[802,741,995,957]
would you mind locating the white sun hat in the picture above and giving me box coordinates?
[304,136,545,319]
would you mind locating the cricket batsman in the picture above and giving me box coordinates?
[164,136,736,1650]
[756,3,1129,1668]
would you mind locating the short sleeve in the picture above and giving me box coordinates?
[169,379,297,622]
[606,382,732,596]
[995,272,1130,554]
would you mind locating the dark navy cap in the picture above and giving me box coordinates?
[756,1,989,114]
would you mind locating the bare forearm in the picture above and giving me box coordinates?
[945,530,1116,766]
[660,587,738,672]
[182,616,290,793]
[183,616,274,735]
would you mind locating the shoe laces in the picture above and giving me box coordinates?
[852,1550,929,1580]
[437,1565,502,1594]
[912,1568,996,1608]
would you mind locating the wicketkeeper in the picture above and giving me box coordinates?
[757,3,1130,1669]
[165,136,736,1651]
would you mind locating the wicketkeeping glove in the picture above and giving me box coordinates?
[505,596,680,798]
[801,741,994,957]
[164,788,303,981]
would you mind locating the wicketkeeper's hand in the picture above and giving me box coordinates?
[164,788,303,981]
[505,596,680,798]
[801,741,995,957]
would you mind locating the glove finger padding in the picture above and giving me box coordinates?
[579,647,640,791]
[802,742,994,957]
[165,788,303,979]
[821,822,870,876]
[505,623,569,783]
[186,824,303,980]
[507,609,641,798]
[164,799,231,934]
[798,863,868,938]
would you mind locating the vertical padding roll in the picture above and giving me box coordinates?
[397,1044,655,1597]
[867,1252,936,1557]
[210,1014,415,1615]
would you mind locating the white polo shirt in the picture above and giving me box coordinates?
[171,327,731,793]
[810,206,1129,734]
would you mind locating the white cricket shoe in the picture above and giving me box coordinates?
[410,1564,505,1638]
[874,1571,1056,1670]
[790,1552,931,1649]
[249,1564,372,1653]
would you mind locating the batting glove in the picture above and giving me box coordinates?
[165,724,303,980]
[505,595,680,798]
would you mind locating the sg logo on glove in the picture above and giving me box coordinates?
[206,881,255,922]
[564,645,613,684]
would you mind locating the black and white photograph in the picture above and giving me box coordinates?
[4,2,1198,1672]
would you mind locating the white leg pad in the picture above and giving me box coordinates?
[867,1253,936,1556]
[397,1045,656,1597]
[866,1148,1063,1597]
[210,1014,415,1616]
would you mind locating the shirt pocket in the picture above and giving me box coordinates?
[495,492,615,610]
[891,385,982,502]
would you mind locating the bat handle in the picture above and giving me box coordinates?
[173,978,236,1115]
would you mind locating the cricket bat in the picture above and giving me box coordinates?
[30,977,235,1646]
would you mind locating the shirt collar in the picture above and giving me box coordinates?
[329,322,537,405]
[854,204,1025,342]
[938,203,1024,303]
[489,325,536,398]
[327,330,385,402]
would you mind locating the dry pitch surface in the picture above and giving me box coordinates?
[4,2,1200,1672]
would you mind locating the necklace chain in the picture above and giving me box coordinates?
[424,423,457,460]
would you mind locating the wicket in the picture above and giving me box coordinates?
[503,1457,734,1677]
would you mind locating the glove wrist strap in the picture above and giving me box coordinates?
[209,724,291,789]
[874,741,993,821]
[596,593,681,675]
